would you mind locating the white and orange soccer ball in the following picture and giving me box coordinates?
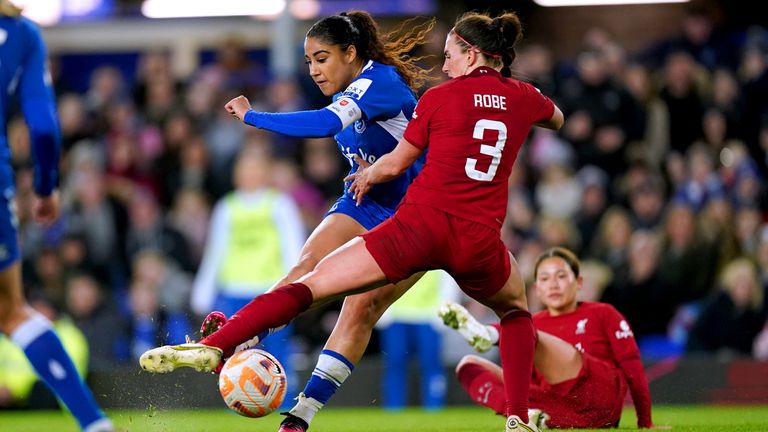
[218,349,287,417]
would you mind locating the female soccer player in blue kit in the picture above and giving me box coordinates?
[0,2,112,431]
[143,9,435,430]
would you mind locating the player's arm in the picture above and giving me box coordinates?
[345,139,423,205]
[224,95,362,138]
[602,306,653,428]
[536,104,564,130]
[20,22,61,224]
[525,82,564,131]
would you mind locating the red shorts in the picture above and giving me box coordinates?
[530,353,626,428]
[362,204,511,300]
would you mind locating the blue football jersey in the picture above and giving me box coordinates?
[0,15,60,267]
[327,60,424,210]
[0,15,60,194]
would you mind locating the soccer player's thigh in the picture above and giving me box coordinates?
[462,248,527,316]
[298,236,391,304]
[303,205,433,305]
[276,213,367,287]
[325,272,425,363]
[534,330,583,385]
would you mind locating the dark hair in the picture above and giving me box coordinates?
[451,11,523,78]
[306,10,435,90]
[533,247,581,280]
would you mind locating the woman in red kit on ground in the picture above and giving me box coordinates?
[441,246,654,429]
[141,10,563,432]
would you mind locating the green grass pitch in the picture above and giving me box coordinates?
[1,405,768,431]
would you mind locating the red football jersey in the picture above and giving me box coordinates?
[534,302,639,365]
[533,302,653,427]
[402,67,554,231]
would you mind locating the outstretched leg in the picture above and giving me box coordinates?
[140,236,390,373]
[455,330,583,414]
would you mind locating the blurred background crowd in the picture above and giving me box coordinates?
[2,0,768,409]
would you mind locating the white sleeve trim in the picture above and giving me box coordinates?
[326,97,363,130]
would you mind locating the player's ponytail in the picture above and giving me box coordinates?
[492,14,523,77]
[307,10,435,91]
[452,11,524,77]
[0,0,22,17]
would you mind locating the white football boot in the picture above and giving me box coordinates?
[139,343,223,373]
[505,414,540,432]
[438,302,494,353]
[528,408,550,429]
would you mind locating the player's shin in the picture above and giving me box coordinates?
[201,311,287,353]
[286,349,355,426]
[456,356,506,415]
[201,283,313,356]
[498,310,535,423]
[11,312,112,431]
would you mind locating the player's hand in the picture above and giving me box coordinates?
[224,95,252,122]
[344,155,373,206]
[31,191,60,225]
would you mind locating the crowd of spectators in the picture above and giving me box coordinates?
[3,6,768,385]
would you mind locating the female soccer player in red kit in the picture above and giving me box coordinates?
[142,10,563,431]
[441,247,653,429]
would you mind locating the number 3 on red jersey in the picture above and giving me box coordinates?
[464,119,507,181]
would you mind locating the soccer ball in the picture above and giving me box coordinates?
[218,349,287,417]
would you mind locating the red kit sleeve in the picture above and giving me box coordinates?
[403,87,441,150]
[601,305,653,428]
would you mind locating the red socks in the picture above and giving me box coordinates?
[201,283,313,355]
[499,309,535,422]
[457,361,506,415]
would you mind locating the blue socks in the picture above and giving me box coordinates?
[11,313,110,431]
[304,349,354,403]
[289,349,353,424]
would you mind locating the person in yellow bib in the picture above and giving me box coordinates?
[190,147,305,400]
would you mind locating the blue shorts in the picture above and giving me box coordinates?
[324,194,396,230]
[0,187,19,271]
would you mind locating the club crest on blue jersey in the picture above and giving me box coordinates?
[354,119,367,133]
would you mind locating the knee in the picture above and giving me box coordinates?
[0,302,27,334]
[291,255,321,277]
[346,295,387,328]
[455,354,486,376]
[364,293,392,324]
